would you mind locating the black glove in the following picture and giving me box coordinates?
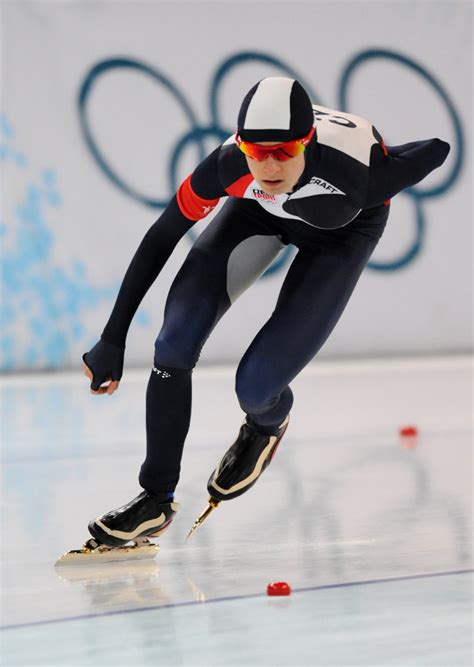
[83,338,125,391]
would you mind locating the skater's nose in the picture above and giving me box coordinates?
[262,154,282,176]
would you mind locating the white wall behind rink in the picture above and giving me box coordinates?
[2,1,472,371]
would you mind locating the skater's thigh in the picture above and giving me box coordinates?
[188,199,286,302]
[236,221,384,391]
[155,200,285,366]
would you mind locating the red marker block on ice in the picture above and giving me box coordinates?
[267,581,291,596]
[399,425,419,449]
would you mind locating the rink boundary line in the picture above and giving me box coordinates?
[0,354,472,387]
[2,568,472,631]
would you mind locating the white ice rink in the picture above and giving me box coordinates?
[1,356,472,666]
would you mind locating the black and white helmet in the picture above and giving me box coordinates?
[237,77,314,143]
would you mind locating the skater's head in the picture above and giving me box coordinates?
[236,77,314,195]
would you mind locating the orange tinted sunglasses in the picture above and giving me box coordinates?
[236,127,314,161]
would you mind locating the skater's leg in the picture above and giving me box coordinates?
[90,201,285,546]
[140,364,193,496]
[235,205,389,431]
[208,206,388,500]
[139,199,286,495]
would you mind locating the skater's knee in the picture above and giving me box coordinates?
[154,330,198,369]
[154,294,219,369]
[235,364,277,415]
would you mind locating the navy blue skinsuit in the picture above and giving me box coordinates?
[85,104,450,495]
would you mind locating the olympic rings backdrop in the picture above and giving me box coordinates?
[1,1,472,370]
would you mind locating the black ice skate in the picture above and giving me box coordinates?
[186,416,289,541]
[56,491,179,565]
[207,415,290,501]
[88,491,179,547]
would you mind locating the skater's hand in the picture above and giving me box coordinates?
[83,362,120,395]
[82,338,124,395]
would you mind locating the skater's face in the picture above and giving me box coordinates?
[244,144,305,195]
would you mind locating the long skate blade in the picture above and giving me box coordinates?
[55,538,160,566]
[186,498,220,542]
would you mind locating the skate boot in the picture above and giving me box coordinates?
[185,417,290,541]
[88,491,179,547]
[207,415,289,501]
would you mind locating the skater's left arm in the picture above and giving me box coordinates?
[365,138,450,207]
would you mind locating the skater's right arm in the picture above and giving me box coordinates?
[83,148,227,393]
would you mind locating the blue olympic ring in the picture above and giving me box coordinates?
[339,48,464,271]
[78,58,200,209]
[77,49,464,274]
